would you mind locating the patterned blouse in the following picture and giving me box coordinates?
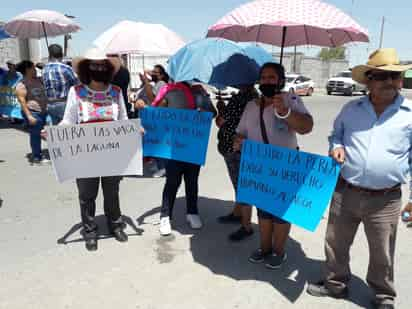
[217,89,258,155]
[61,84,128,125]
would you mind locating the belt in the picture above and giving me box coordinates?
[339,178,401,196]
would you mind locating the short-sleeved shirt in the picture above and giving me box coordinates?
[218,90,258,155]
[61,84,128,125]
[237,93,311,149]
[16,78,48,113]
[42,61,78,101]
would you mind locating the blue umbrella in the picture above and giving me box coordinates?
[168,38,273,88]
[0,26,11,40]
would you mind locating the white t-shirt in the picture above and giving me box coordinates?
[237,93,311,149]
[61,84,128,125]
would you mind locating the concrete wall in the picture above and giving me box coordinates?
[0,22,30,67]
[274,53,349,88]
[0,38,25,67]
[123,50,350,90]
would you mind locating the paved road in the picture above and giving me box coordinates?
[0,93,411,309]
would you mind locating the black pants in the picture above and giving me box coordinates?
[160,160,201,218]
[76,176,123,236]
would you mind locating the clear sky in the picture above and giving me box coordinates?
[2,0,412,66]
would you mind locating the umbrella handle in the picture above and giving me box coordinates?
[41,22,49,49]
[280,27,287,65]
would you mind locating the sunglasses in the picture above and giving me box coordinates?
[366,71,402,81]
[88,62,108,71]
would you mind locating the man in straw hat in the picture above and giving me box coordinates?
[307,48,412,309]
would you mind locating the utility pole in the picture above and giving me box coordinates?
[63,34,72,57]
[347,0,355,64]
[64,14,75,57]
[379,16,385,48]
[293,46,297,72]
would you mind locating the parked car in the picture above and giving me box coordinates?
[285,74,315,96]
[326,70,367,96]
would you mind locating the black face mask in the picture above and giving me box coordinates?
[90,70,110,83]
[151,75,159,83]
[259,84,281,98]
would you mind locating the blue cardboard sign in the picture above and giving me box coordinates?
[140,107,213,165]
[237,140,340,232]
[0,73,23,119]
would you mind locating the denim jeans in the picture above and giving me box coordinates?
[22,111,47,160]
[47,101,66,125]
[160,160,201,218]
[155,158,166,170]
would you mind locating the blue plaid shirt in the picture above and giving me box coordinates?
[42,61,78,101]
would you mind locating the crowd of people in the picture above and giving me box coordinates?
[2,44,412,309]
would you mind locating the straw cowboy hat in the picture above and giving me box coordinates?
[72,47,121,75]
[352,48,412,84]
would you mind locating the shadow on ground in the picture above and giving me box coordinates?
[57,214,144,245]
[138,195,373,307]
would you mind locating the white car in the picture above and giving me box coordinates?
[284,74,315,96]
[326,71,367,96]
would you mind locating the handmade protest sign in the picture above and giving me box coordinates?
[237,139,340,232]
[139,107,213,165]
[46,119,143,183]
[0,71,23,119]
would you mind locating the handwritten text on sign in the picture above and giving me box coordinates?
[140,107,213,165]
[237,140,340,231]
[46,119,143,183]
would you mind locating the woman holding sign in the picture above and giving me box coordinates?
[152,81,204,236]
[59,48,129,251]
[234,63,313,269]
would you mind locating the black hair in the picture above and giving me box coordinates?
[16,60,34,76]
[77,60,114,85]
[48,44,63,59]
[259,62,286,89]
[154,64,170,83]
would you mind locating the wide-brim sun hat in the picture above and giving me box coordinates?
[352,48,412,84]
[72,47,121,76]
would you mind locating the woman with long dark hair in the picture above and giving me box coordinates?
[15,60,49,164]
